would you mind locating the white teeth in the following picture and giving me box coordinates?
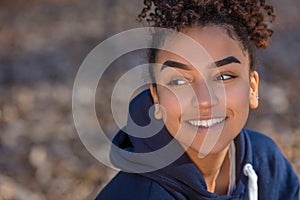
[188,118,225,128]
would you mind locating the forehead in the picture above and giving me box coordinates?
[156,26,249,66]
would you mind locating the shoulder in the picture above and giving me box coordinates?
[243,129,299,199]
[243,128,289,166]
[95,171,174,200]
[243,128,280,154]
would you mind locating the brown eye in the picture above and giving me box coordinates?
[167,79,188,86]
[216,74,237,81]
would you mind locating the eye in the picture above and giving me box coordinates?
[216,74,237,81]
[167,78,188,86]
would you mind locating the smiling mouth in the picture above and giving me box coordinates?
[187,117,226,128]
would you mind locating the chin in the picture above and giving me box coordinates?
[187,138,232,158]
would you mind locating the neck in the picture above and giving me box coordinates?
[186,145,230,195]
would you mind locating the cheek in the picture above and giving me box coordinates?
[157,86,187,136]
[225,80,251,116]
[157,86,181,119]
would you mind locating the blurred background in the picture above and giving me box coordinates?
[0,0,299,199]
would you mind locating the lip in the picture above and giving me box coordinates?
[185,117,227,130]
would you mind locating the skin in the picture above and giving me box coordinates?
[150,26,259,195]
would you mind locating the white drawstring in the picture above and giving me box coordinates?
[243,164,258,200]
[227,142,236,195]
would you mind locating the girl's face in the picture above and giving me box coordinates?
[150,26,259,156]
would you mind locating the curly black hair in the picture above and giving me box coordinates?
[137,0,276,82]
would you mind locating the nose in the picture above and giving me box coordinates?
[191,80,218,109]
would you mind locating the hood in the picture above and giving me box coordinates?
[110,89,253,199]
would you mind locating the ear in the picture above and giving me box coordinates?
[150,84,163,119]
[249,71,259,109]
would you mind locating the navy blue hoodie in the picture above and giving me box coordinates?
[96,90,299,200]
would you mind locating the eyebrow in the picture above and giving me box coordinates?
[160,60,191,71]
[214,56,241,67]
[160,56,241,71]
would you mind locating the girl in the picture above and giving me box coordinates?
[96,0,299,199]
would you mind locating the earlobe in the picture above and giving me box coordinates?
[154,104,163,119]
[150,84,163,119]
[250,95,259,109]
[249,71,259,109]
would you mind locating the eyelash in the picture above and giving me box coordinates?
[216,74,237,81]
[166,73,237,86]
[167,78,189,86]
